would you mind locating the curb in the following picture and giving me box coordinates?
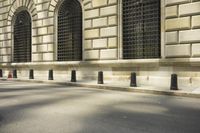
[1,78,200,98]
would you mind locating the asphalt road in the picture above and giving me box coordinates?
[0,81,199,133]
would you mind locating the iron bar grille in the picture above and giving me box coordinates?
[57,0,82,61]
[123,0,161,59]
[14,10,32,62]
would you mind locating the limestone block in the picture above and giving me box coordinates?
[165,44,191,57]
[84,2,92,10]
[165,31,178,44]
[47,44,54,52]
[179,2,200,16]
[85,9,99,19]
[42,2,49,10]
[84,50,99,60]
[32,54,43,61]
[84,40,92,49]
[32,45,37,52]
[0,34,3,41]
[100,26,117,37]
[36,4,42,11]
[49,12,54,17]
[109,0,117,4]
[1,48,11,55]
[43,18,54,26]
[165,17,190,31]
[38,45,48,52]
[32,36,43,44]
[83,0,91,4]
[37,11,48,19]
[165,6,178,18]
[108,16,117,25]
[43,35,54,43]
[49,5,54,11]
[85,29,99,39]
[32,29,38,36]
[3,40,11,47]
[0,42,2,48]
[50,0,57,6]
[179,29,200,43]
[3,55,11,62]
[0,21,3,27]
[43,53,54,61]
[165,0,190,6]
[192,15,200,28]
[192,43,200,56]
[33,20,42,28]
[0,56,2,62]
[100,49,117,59]
[3,0,9,6]
[0,6,8,14]
[5,33,11,40]
[92,0,107,7]
[93,38,107,48]
[93,17,107,27]
[108,37,117,48]
[84,20,92,28]
[100,5,117,16]
[38,27,48,35]
[48,26,54,34]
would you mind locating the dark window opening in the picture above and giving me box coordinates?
[14,10,32,62]
[57,0,82,61]
[123,0,160,59]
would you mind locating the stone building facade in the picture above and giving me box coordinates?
[0,0,200,89]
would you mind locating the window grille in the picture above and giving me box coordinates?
[123,0,160,59]
[13,10,32,62]
[57,0,82,61]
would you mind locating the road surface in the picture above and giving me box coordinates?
[0,81,199,133]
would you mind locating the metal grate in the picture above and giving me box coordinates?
[57,0,82,61]
[123,0,160,59]
[14,10,31,62]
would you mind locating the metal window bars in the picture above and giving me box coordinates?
[123,0,161,59]
[57,0,82,61]
[14,10,32,62]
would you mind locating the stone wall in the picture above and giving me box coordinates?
[83,0,118,60]
[0,0,119,63]
[165,0,200,57]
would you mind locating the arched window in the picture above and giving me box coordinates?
[123,0,160,59]
[57,0,82,61]
[13,10,32,62]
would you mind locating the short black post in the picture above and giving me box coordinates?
[48,69,53,80]
[13,69,17,78]
[0,69,2,77]
[98,71,104,84]
[29,69,34,79]
[130,72,137,87]
[71,70,76,82]
[170,74,178,90]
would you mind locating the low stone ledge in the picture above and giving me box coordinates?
[2,58,200,68]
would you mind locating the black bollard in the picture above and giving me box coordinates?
[48,69,53,80]
[29,69,34,79]
[71,70,76,82]
[130,72,137,87]
[13,69,17,78]
[98,71,104,84]
[0,69,2,77]
[170,74,178,90]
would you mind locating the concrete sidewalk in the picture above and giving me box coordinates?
[1,77,200,98]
